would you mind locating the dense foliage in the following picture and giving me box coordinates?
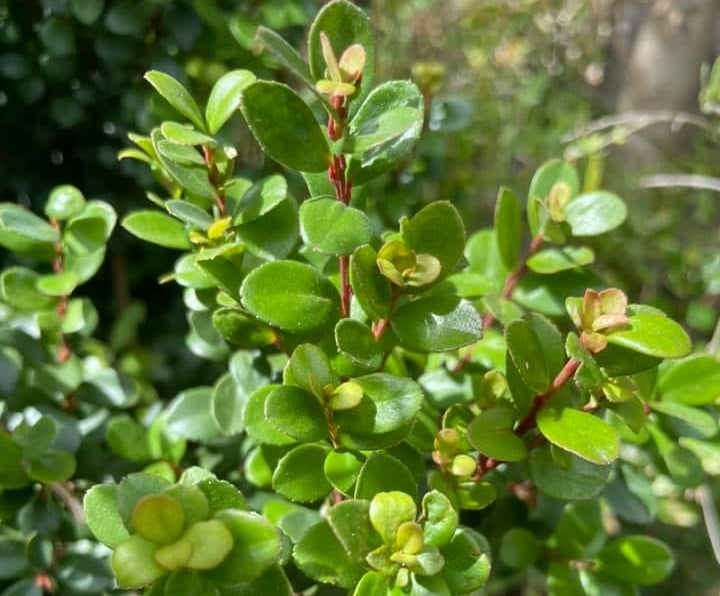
[1,1,719,595]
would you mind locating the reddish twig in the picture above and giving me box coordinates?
[472,357,580,480]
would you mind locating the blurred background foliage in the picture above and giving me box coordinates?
[1,0,719,592]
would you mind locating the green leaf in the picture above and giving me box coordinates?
[0,267,57,310]
[440,527,492,594]
[467,407,527,461]
[230,174,287,225]
[240,81,329,172]
[160,122,216,146]
[166,387,222,442]
[45,184,86,220]
[595,343,661,376]
[234,196,299,261]
[308,0,375,107]
[70,0,104,25]
[194,244,245,300]
[26,449,76,482]
[256,26,317,94]
[354,451,416,500]
[12,417,57,459]
[265,386,328,442]
[83,484,130,548]
[596,536,674,586]
[648,401,717,438]
[293,519,362,588]
[657,354,720,405]
[150,129,216,200]
[527,159,579,239]
[499,528,540,570]
[350,244,392,320]
[494,187,522,270]
[132,494,185,544]
[328,499,381,569]
[565,191,627,237]
[392,295,482,352]
[144,70,205,131]
[529,444,611,500]
[369,490,417,545]
[157,140,205,166]
[353,571,390,595]
[107,415,150,462]
[526,246,595,274]
[537,407,619,464]
[212,308,275,348]
[165,200,212,230]
[240,260,339,333]
[273,444,332,503]
[606,310,691,359]
[0,203,58,258]
[335,319,384,371]
[324,450,363,494]
[422,491,458,548]
[287,343,337,398]
[243,386,295,446]
[205,69,256,134]
[205,510,282,584]
[402,201,465,280]
[505,319,548,392]
[63,200,116,255]
[346,81,423,183]
[300,197,373,255]
[335,373,423,448]
[122,211,191,250]
[35,271,79,296]
[111,535,165,589]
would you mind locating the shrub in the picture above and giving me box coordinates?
[1,2,718,595]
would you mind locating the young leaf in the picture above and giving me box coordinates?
[122,211,191,250]
[45,184,86,220]
[300,197,373,255]
[402,201,465,281]
[308,0,375,106]
[83,485,130,549]
[494,187,522,270]
[240,261,340,333]
[144,70,206,131]
[240,81,330,172]
[205,69,256,134]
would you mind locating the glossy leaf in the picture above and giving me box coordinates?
[265,386,328,442]
[537,407,620,464]
[505,319,548,392]
[165,387,221,442]
[300,197,373,255]
[467,407,527,461]
[45,184,86,220]
[256,26,317,93]
[606,310,691,359]
[240,260,339,333]
[83,485,130,548]
[354,451,416,500]
[235,196,299,261]
[526,246,594,274]
[494,187,522,270]
[565,191,627,237]
[145,70,205,131]
[165,200,212,230]
[596,535,674,586]
[335,319,384,371]
[392,295,482,352]
[350,244,392,320]
[240,81,329,172]
[205,69,256,134]
[657,354,720,405]
[230,174,287,225]
[273,444,332,503]
[648,401,717,438]
[122,211,191,250]
[529,445,611,500]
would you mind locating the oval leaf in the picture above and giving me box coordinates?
[565,191,627,237]
[122,211,191,250]
[205,69,256,134]
[537,407,620,464]
[300,197,373,255]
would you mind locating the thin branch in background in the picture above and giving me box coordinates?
[638,174,720,193]
[562,110,717,143]
[708,317,720,355]
[49,482,85,525]
[696,484,720,566]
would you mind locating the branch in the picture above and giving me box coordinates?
[638,174,720,193]
[49,482,85,525]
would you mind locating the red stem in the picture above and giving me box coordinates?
[472,357,580,480]
[327,95,353,317]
